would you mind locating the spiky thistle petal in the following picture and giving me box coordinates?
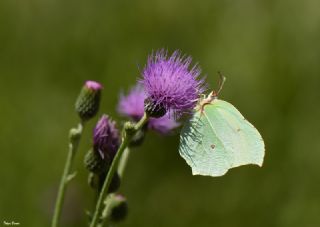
[141,50,205,117]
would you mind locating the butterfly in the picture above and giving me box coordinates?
[179,75,265,176]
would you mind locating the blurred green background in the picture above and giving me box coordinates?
[1,0,320,226]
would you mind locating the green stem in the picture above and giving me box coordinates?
[134,113,148,131]
[117,148,130,178]
[89,113,149,227]
[51,123,83,227]
[97,195,113,227]
[96,149,130,227]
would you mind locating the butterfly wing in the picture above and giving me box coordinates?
[179,99,265,177]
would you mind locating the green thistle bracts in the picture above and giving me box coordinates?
[75,81,102,121]
[84,150,109,175]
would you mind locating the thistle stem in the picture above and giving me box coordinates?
[117,148,130,178]
[96,148,130,227]
[89,113,148,227]
[51,123,83,227]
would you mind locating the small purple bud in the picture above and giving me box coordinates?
[93,115,120,160]
[110,194,128,222]
[75,80,103,121]
[84,115,120,174]
[141,49,206,117]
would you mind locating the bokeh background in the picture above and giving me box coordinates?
[1,0,320,226]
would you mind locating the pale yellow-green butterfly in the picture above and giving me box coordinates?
[179,75,265,176]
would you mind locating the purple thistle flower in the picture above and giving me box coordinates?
[93,115,120,159]
[141,50,205,117]
[148,115,180,134]
[117,85,180,134]
[118,85,145,121]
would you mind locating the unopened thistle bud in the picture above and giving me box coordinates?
[87,169,121,192]
[93,115,120,160]
[85,115,120,174]
[108,172,121,193]
[75,81,103,122]
[110,194,128,222]
[88,172,99,189]
[98,171,121,193]
[84,149,109,175]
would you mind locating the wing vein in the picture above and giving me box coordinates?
[202,110,227,151]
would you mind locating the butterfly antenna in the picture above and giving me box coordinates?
[210,71,226,98]
[216,71,226,96]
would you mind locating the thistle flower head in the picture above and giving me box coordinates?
[93,115,120,159]
[117,84,179,134]
[141,50,205,117]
